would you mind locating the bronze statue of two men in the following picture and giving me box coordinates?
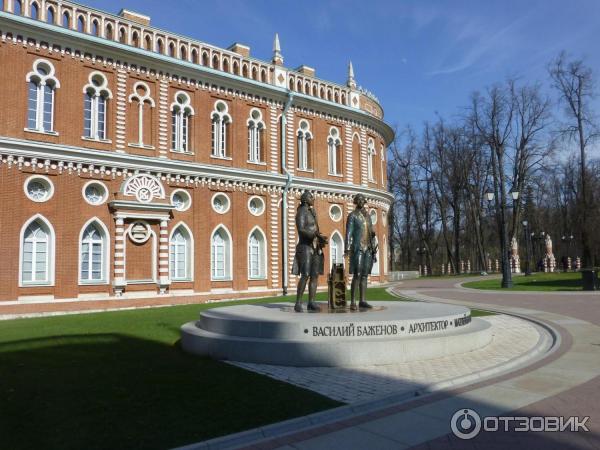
[293,191,377,312]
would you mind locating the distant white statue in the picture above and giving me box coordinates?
[544,234,556,273]
[510,236,520,273]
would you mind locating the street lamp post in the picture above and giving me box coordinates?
[522,220,532,276]
[486,189,518,288]
[416,247,427,276]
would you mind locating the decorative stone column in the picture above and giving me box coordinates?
[423,265,428,276]
[467,260,471,273]
[576,257,581,270]
[447,262,452,275]
[510,237,520,273]
[441,264,445,275]
[113,217,126,296]
[157,219,170,294]
[567,257,572,272]
[495,259,500,272]
[460,260,465,273]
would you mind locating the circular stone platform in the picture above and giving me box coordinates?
[180,301,493,367]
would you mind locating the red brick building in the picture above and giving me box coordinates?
[0,0,394,303]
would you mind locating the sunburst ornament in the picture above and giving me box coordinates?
[123,174,165,203]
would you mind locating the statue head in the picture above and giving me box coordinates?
[300,190,314,207]
[353,193,366,209]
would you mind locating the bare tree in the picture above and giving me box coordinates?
[549,52,599,266]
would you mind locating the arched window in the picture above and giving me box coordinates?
[170,225,192,281]
[129,82,155,147]
[83,72,112,140]
[233,61,239,75]
[296,79,302,92]
[248,228,266,279]
[26,59,59,132]
[80,221,108,283]
[191,49,198,64]
[21,217,54,285]
[91,20,99,36]
[30,2,39,19]
[46,6,54,24]
[14,0,22,15]
[247,108,265,163]
[297,120,312,171]
[77,15,85,32]
[171,92,194,152]
[327,127,342,175]
[289,77,294,91]
[118,27,126,43]
[156,39,163,54]
[222,58,229,73]
[212,54,219,69]
[352,134,362,183]
[372,236,380,275]
[380,144,386,187]
[201,52,209,66]
[312,85,318,96]
[62,11,69,27]
[180,45,187,60]
[261,69,267,83]
[330,232,344,268]
[168,42,175,57]
[131,31,139,47]
[105,23,113,40]
[367,138,376,182]
[211,227,231,280]
[211,101,231,158]
[144,35,151,50]
[252,66,258,80]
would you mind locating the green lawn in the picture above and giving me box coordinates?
[0,288,399,450]
[462,272,582,291]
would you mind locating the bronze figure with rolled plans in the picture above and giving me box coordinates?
[345,193,377,310]
[292,191,328,312]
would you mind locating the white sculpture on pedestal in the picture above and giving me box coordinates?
[544,234,556,273]
[510,237,520,273]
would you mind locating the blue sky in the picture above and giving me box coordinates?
[84,0,600,134]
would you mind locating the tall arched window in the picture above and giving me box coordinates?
[247,108,265,163]
[330,232,344,268]
[191,49,198,64]
[180,45,187,61]
[21,216,54,285]
[62,11,69,27]
[77,15,85,32]
[168,42,175,57]
[170,225,192,281]
[118,27,126,43]
[144,35,151,50]
[367,138,376,182]
[248,228,266,279]
[27,59,59,132]
[80,221,108,283]
[297,120,313,171]
[83,72,112,140]
[211,226,231,280]
[171,92,194,152]
[211,101,231,158]
[91,20,99,36]
[105,23,113,40]
[46,7,55,24]
[380,144,386,188]
[14,0,22,15]
[129,82,155,147]
[156,38,163,54]
[372,236,380,275]
[30,2,39,19]
[327,127,342,175]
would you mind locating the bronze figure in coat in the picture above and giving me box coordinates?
[344,193,377,310]
[292,191,328,312]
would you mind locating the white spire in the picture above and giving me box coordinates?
[347,60,356,89]
[273,33,283,65]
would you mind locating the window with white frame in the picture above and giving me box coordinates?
[211,101,231,158]
[327,127,342,175]
[330,232,344,268]
[129,82,155,147]
[297,120,312,171]
[170,226,192,281]
[367,138,376,182]
[248,228,266,279]
[211,227,231,280]
[26,60,59,133]
[80,222,107,282]
[21,218,53,285]
[247,108,265,163]
[83,72,112,140]
[171,92,194,152]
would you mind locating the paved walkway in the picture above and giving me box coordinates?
[181,276,600,450]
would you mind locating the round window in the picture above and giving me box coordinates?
[171,189,191,212]
[212,193,230,214]
[329,204,342,222]
[248,196,265,216]
[83,181,108,205]
[24,176,53,202]
[128,221,151,244]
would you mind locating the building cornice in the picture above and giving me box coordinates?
[0,11,394,144]
[0,136,394,205]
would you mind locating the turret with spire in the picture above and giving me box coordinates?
[347,60,356,89]
[272,33,283,66]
